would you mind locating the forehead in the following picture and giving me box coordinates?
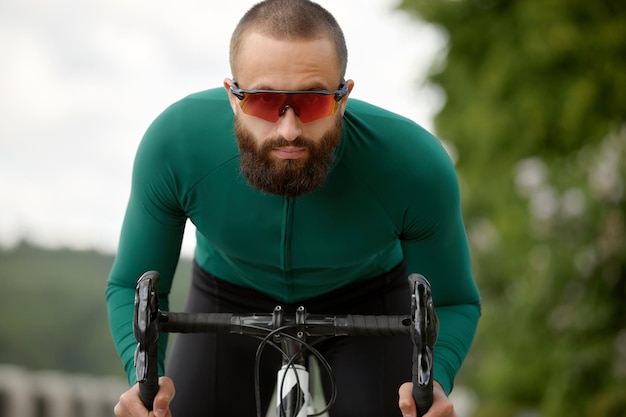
[234,32,341,90]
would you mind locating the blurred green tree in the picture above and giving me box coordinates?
[398,0,626,415]
[0,243,192,378]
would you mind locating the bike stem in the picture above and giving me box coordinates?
[274,306,309,417]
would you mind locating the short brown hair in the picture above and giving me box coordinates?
[229,0,348,79]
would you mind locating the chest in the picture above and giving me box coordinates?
[185,161,400,269]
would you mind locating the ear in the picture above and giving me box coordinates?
[223,78,239,115]
[338,79,355,117]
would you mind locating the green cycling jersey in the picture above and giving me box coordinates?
[106,87,480,393]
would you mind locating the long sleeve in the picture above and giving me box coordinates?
[106,106,189,384]
[399,134,480,394]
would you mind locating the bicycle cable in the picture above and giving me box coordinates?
[251,324,338,417]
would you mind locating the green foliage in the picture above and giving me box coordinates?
[402,0,626,162]
[0,243,192,378]
[398,0,626,415]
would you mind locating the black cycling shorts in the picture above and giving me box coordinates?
[168,261,412,417]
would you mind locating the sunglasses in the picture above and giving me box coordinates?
[229,81,349,123]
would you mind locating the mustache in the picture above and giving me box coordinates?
[262,136,313,149]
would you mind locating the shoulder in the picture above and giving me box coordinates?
[344,98,431,139]
[342,98,455,181]
[132,88,238,195]
[338,99,460,220]
[147,88,233,136]
[136,88,236,163]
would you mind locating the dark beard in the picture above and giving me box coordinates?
[235,116,342,198]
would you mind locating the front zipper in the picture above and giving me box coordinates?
[280,197,295,301]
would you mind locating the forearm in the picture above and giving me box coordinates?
[432,301,481,394]
[106,280,170,385]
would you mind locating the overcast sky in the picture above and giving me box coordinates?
[0,0,446,256]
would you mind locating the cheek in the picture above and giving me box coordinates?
[301,116,338,140]
[238,114,275,140]
[235,114,279,152]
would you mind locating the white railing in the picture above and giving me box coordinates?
[0,364,127,417]
[0,364,478,417]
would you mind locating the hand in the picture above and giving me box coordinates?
[398,381,456,417]
[114,376,176,417]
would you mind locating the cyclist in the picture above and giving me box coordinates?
[107,1,481,416]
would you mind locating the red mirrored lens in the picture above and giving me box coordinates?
[239,93,339,123]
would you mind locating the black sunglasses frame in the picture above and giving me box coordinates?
[230,81,349,102]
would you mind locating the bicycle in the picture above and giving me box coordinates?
[133,271,439,417]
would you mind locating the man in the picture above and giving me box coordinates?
[107,1,480,416]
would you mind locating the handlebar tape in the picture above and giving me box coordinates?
[138,342,159,410]
[412,349,434,417]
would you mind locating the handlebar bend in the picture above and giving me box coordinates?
[132,271,438,415]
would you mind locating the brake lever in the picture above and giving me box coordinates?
[408,273,439,417]
[133,270,161,410]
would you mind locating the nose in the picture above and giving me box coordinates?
[275,106,302,141]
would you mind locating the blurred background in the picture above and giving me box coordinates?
[1,0,624,416]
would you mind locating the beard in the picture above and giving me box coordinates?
[235,115,343,198]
